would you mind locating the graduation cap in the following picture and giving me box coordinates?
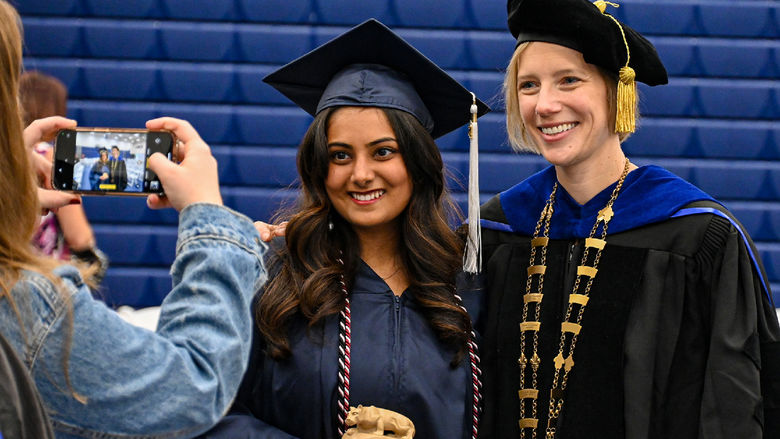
[507,0,668,133]
[263,18,489,273]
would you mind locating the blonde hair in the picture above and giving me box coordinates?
[503,42,636,153]
[0,0,88,403]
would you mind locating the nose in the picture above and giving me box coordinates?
[350,154,375,187]
[534,84,562,117]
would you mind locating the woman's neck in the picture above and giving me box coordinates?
[354,224,408,295]
[554,149,636,205]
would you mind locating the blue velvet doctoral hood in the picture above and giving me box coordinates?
[483,165,718,238]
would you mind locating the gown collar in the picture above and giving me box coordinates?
[495,165,718,238]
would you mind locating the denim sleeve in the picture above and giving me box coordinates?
[31,203,267,439]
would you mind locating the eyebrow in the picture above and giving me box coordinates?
[327,137,398,149]
[517,68,585,79]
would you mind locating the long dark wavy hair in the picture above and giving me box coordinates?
[256,106,472,364]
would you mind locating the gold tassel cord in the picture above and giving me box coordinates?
[616,66,636,133]
[593,1,637,134]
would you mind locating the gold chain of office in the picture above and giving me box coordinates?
[517,158,630,439]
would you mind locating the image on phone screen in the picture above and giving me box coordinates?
[54,129,173,195]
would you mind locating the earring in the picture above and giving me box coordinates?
[328,219,334,231]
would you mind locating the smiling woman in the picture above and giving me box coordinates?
[477,1,780,438]
[199,19,490,439]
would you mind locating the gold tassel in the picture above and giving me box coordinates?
[594,1,636,134]
[593,1,619,14]
[616,65,636,133]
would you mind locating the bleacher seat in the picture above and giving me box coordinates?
[159,63,237,103]
[399,29,467,70]
[756,243,780,283]
[435,113,508,153]
[22,18,84,57]
[14,0,82,16]
[234,107,312,146]
[470,0,506,30]
[160,22,237,62]
[726,201,780,242]
[619,2,699,37]
[99,268,172,308]
[82,0,156,18]
[94,225,178,266]
[81,61,160,100]
[699,2,779,38]
[639,79,778,119]
[467,32,515,71]
[238,0,313,23]
[159,0,241,21]
[316,0,393,26]
[393,0,469,28]
[236,25,312,64]
[83,20,162,59]
[213,146,299,187]
[690,161,778,201]
[624,119,779,160]
[222,187,300,223]
[235,65,287,104]
[82,196,179,225]
[443,152,546,194]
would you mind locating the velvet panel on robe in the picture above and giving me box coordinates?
[477,166,780,439]
[200,261,484,439]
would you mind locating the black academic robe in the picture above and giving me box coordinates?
[109,158,128,191]
[200,261,483,439]
[0,333,55,439]
[478,165,780,439]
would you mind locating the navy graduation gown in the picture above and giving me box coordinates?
[201,261,483,439]
[478,165,780,439]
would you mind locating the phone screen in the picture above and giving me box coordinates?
[53,129,174,195]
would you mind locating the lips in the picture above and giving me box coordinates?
[540,122,577,135]
[350,189,385,202]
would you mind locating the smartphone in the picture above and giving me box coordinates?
[52,128,175,196]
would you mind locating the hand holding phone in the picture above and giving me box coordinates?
[53,127,175,196]
[145,117,222,212]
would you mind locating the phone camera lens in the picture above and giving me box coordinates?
[65,132,71,138]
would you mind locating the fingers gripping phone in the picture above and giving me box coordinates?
[53,128,175,196]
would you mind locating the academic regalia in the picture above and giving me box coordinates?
[200,261,483,439]
[478,165,780,439]
[200,18,489,439]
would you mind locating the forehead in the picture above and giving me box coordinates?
[516,42,592,74]
[327,107,395,139]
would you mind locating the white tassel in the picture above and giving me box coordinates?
[463,93,481,274]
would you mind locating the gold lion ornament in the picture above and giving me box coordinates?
[342,405,415,438]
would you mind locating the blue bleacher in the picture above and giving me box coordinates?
[81,0,157,18]
[236,25,312,64]
[82,20,162,59]
[315,0,393,25]
[214,146,299,187]
[19,1,780,310]
[624,119,780,160]
[98,268,173,308]
[93,225,178,265]
[82,196,179,225]
[238,0,313,23]
[393,0,469,28]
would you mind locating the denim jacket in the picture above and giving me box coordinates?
[0,203,267,438]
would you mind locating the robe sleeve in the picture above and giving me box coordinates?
[696,213,780,439]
